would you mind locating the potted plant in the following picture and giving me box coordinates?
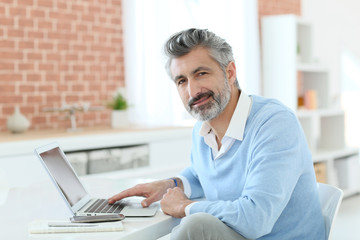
[108,91,129,128]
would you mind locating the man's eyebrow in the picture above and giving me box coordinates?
[174,74,185,82]
[192,66,211,74]
[173,66,212,82]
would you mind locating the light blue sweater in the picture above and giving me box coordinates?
[180,95,325,239]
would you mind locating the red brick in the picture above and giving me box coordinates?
[57,2,68,10]
[26,73,42,81]
[0,84,15,92]
[19,84,36,92]
[19,40,35,49]
[31,9,46,18]
[46,53,61,61]
[73,65,85,71]
[49,11,77,21]
[82,34,95,42]
[65,95,80,102]
[18,18,34,28]
[31,116,47,125]
[9,7,27,16]
[82,55,95,61]
[38,41,54,50]
[83,74,96,81]
[27,95,43,103]
[45,73,60,81]
[75,24,88,32]
[57,43,69,51]
[57,84,69,91]
[56,22,72,31]
[64,74,77,81]
[17,0,34,6]
[0,95,23,104]
[65,54,78,61]
[39,63,54,71]
[72,84,85,91]
[18,63,35,70]
[27,52,43,60]
[20,106,35,115]
[27,31,44,39]
[0,40,15,48]
[8,29,25,38]
[0,73,22,81]
[38,0,54,8]
[0,62,14,70]
[39,84,54,92]
[82,14,95,22]
[38,21,53,30]
[72,44,87,51]
[46,95,61,103]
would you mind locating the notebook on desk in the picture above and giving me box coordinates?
[34,142,158,217]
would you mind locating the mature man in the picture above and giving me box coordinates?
[109,28,325,240]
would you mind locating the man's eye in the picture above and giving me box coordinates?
[198,72,207,76]
[177,79,185,86]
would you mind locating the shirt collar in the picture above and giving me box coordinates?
[200,91,252,141]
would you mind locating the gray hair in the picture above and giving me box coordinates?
[163,28,240,89]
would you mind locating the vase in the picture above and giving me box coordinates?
[111,110,129,128]
[7,106,31,133]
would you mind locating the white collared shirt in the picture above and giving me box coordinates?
[199,91,252,160]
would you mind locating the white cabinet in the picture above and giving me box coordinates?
[261,14,359,197]
[0,127,192,189]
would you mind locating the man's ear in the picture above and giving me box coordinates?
[226,61,237,85]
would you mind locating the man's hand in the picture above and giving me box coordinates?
[108,179,174,207]
[160,187,193,218]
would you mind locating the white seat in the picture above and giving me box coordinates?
[317,182,344,240]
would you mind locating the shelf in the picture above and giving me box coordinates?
[297,108,344,118]
[296,63,328,72]
[262,14,360,193]
[312,148,359,163]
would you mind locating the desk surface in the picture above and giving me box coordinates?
[0,177,180,240]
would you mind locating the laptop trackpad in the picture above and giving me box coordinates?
[121,203,159,217]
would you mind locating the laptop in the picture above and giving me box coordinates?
[34,142,158,217]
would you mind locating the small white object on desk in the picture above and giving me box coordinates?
[29,220,124,234]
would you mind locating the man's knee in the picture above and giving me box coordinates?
[171,213,220,239]
[181,212,219,228]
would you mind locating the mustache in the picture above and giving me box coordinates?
[188,91,214,107]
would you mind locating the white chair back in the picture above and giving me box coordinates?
[317,183,344,240]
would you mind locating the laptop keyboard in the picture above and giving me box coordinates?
[84,199,126,214]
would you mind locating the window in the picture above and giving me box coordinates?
[122,0,260,126]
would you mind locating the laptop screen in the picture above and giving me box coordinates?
[40,147,87,206]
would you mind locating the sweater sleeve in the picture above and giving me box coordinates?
[180,158,205,199]
[188,111,306,239]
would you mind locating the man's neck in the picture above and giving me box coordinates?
[207,89,241,149]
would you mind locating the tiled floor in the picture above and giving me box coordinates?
[332,194,360,239]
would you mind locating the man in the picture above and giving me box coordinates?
[109,28,325,239]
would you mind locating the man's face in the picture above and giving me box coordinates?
[170,47,231,121]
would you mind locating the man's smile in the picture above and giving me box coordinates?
[188,91,214,109]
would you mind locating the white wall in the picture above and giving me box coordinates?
[302,0,360,147]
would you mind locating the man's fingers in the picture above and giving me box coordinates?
[108,186,144,204]
[141,193,160,207]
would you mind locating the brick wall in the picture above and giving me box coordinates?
[258,0,301,18]
[0,0,124,132]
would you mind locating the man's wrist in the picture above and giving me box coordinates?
[166,177,183,190]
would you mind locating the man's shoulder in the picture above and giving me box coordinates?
[250,95,294,116]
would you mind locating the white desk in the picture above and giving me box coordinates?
[0,176,180,240]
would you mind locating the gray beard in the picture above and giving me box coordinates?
[186,79,231,121]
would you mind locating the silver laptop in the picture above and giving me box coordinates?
[34,142,158,217]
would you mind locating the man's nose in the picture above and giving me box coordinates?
[187,78,201,98]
